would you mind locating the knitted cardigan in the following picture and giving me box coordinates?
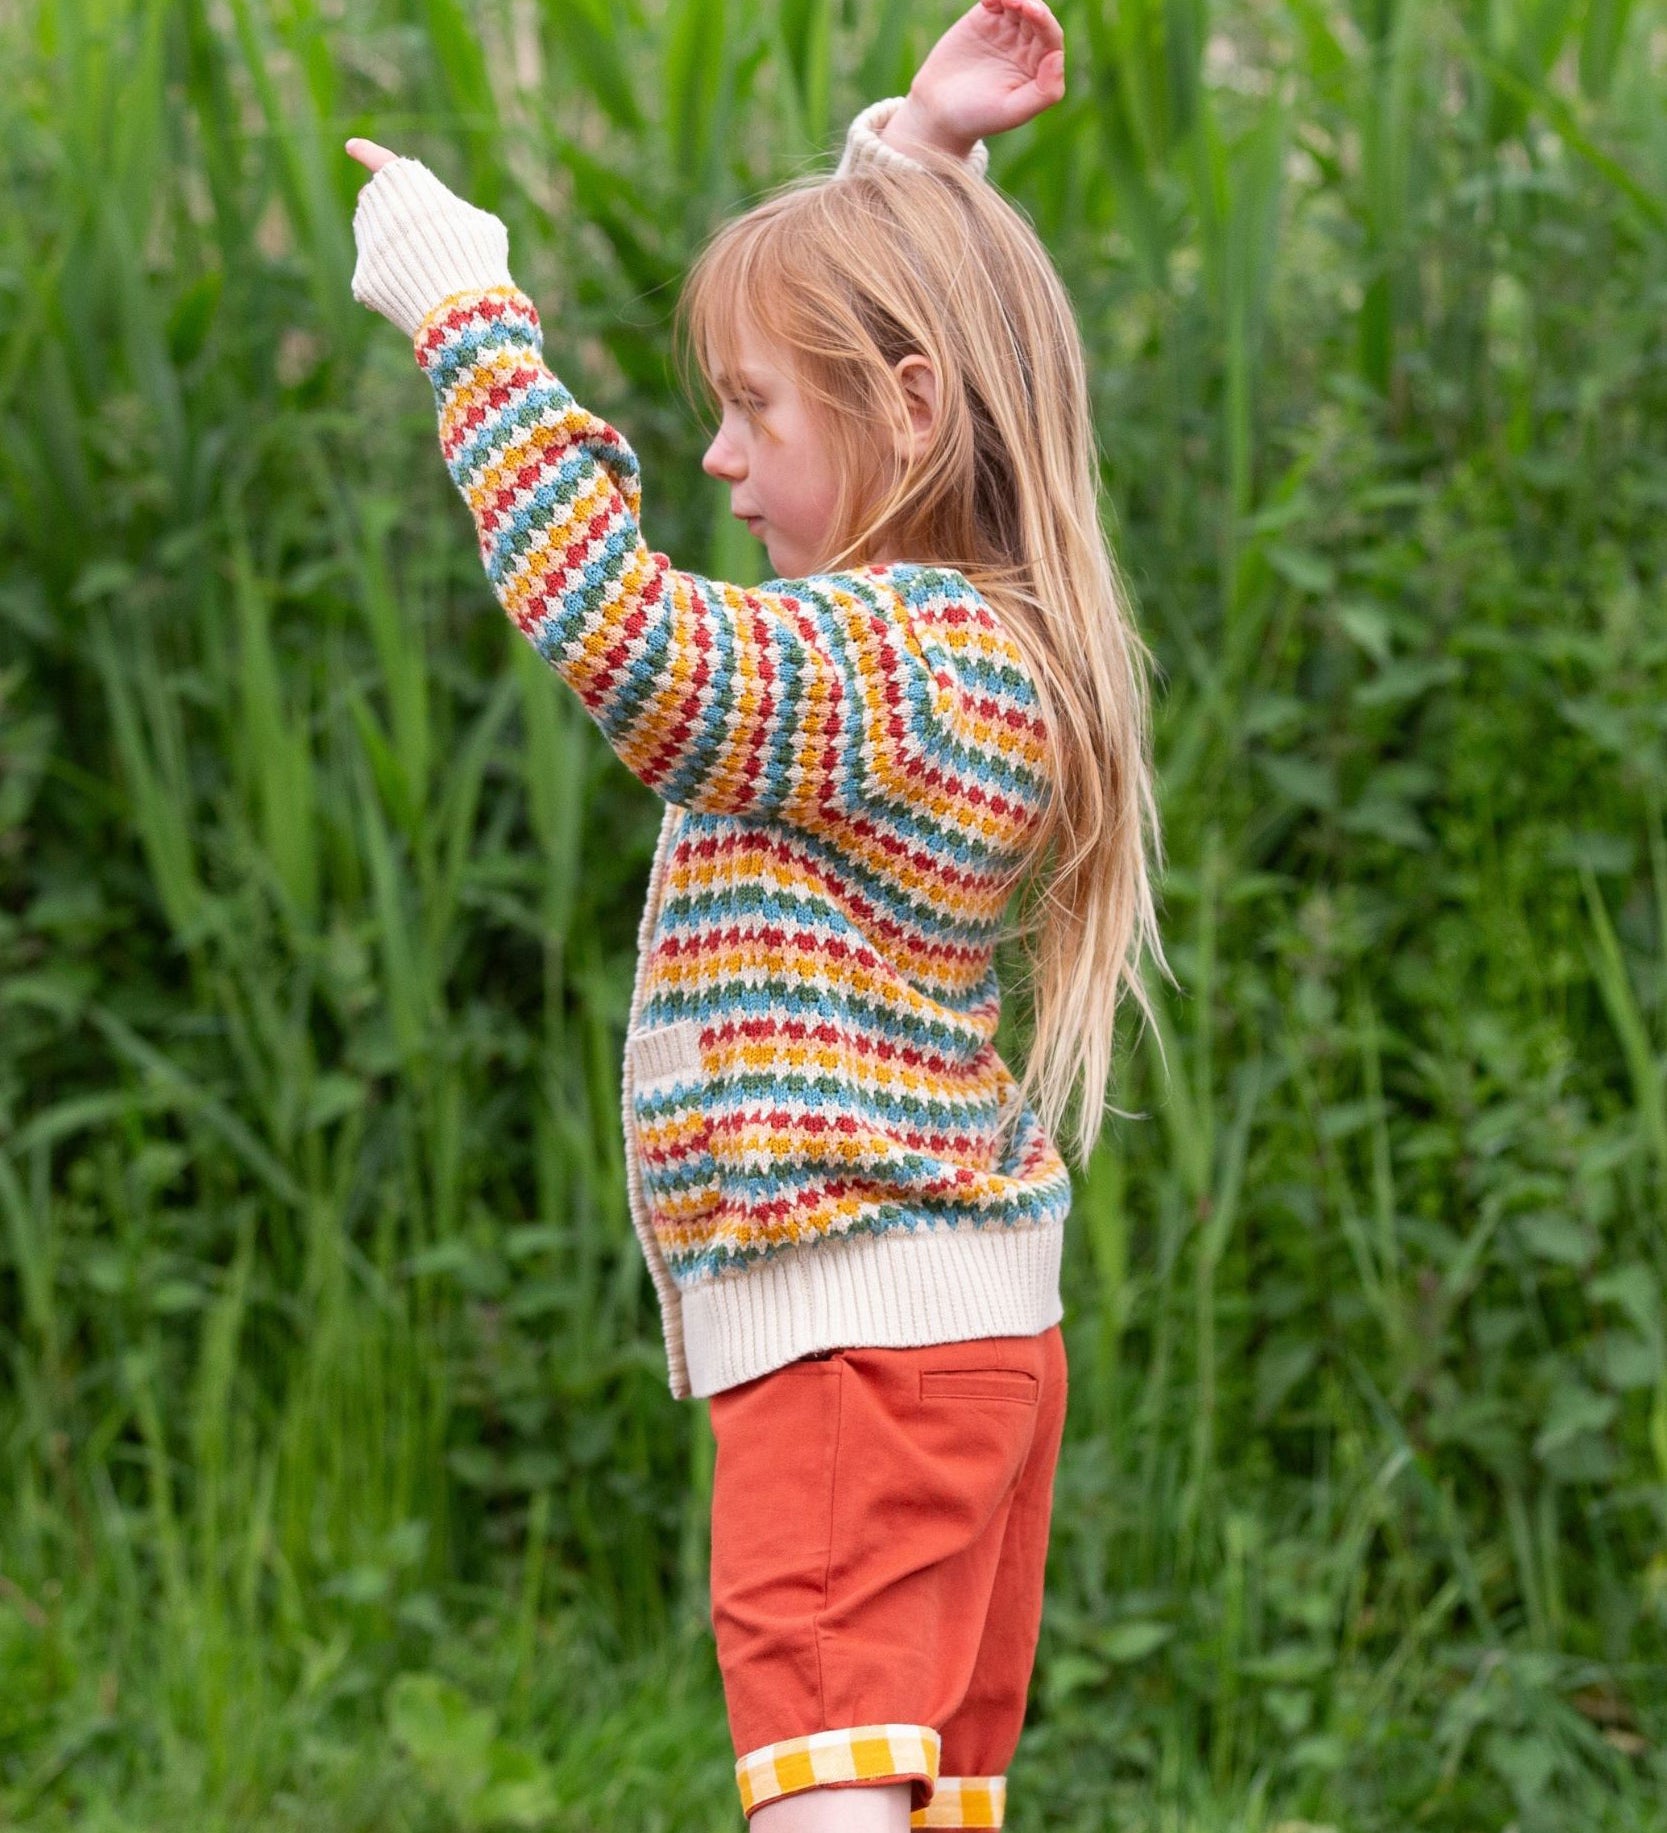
[361,108,1071,1397]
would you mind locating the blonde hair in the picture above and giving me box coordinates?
[678,152,1163,1168]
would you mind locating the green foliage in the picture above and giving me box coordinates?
[386,1673,558,1829]
[1,0,1666,1827]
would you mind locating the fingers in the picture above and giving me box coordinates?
[1018,0,1064,52]
[982,0,1064,55]
[345,136,399,173]
[1036,47,1066,102]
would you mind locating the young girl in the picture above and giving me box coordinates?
[346,3,1158,1826]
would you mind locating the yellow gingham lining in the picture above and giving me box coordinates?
[736,1724,939,1817]
[912,1774,1006,1826]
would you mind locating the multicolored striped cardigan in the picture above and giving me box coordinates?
[402,269,1071,1401]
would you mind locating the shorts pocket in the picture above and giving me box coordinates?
[919,1368,1039,1405]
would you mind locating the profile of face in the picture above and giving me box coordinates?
[700,316,939,581]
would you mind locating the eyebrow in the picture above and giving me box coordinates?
[713,369,766,396]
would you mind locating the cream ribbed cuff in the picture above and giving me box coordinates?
[836,97,990,181]
[349,157,515,338]
[680,1218,1064,1399]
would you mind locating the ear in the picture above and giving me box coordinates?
[894,354,940,460]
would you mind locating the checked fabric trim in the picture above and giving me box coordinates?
[736,1724,939,1816]
[913,1774,1008,1827]
[916,1767,1004,1825]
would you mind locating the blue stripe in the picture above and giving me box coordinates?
[666,1201,1069,1283]
[643,1072,1009,1132]
[637,975,1000,1049]
[667,809,1016,951]
[424,309,541,392]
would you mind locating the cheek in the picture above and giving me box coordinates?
[799,441,844,524]
[766,405,841,516]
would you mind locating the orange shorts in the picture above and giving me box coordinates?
[707,1325,1068,1828]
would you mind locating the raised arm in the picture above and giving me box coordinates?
[345,153,1027,839]
[838,0,1065,176]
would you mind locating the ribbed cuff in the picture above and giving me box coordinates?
[681,1219,1064,1398]
[350,157,515,338]
[836,97,990,180]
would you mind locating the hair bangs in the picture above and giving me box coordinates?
[681,186,835,417]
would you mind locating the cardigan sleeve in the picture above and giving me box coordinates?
[836,97,990,180]
[413,286,987,830]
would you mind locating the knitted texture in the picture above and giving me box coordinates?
[836,96,991,179]
[411,285,1072,1392]
[350,158,513,336]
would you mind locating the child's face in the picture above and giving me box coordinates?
[700,322,845,580]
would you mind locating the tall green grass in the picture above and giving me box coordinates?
[2,0,1666,1826]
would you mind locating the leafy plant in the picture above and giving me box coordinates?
[1,0,1665,1827]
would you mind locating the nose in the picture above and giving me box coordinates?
[702,426,744,482]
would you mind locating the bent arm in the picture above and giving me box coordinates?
[838,0,1064,177]
[412,282,974,828]
[344,154,1007,842]
[350,158,1045,837]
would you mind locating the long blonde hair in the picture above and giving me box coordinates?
[678,152,1163,1168]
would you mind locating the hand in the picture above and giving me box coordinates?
[885,0,1065,161]
[345,140,513,337]
[345,136,399,174]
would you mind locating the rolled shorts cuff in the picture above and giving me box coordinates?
[912,1775,1007,1827]
[736,1724,940,1817]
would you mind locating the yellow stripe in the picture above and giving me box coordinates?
[645,939,983,1021]
[654,1173,1017,1259]
[735,1724,940,1817]
[912,1775,1007,1827]
[666,856,1002,993]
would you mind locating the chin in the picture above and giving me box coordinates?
[767,540,824,578]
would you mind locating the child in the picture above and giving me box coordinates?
[346,3,1157,1826]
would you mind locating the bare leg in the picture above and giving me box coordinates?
[749,1783,913,1833]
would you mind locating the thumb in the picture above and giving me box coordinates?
[345,137,399,173]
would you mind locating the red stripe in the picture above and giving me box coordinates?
[701,1015,992,1082]
[677,825,1003,966]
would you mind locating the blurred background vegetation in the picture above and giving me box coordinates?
[2,0,1666,1826]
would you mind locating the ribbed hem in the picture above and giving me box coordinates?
[836,97,990,180]
[682,1220,1063,1398]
